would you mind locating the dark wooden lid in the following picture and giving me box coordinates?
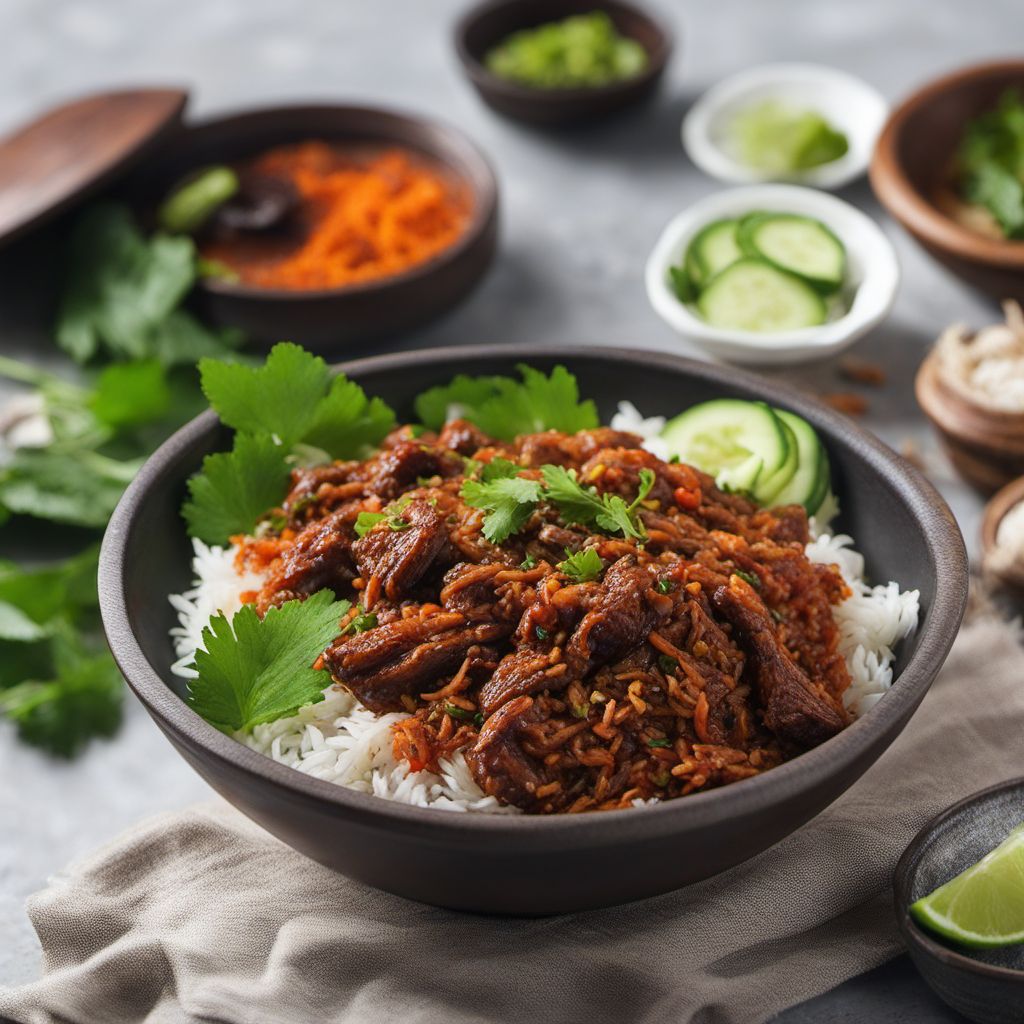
[0,87,188,248]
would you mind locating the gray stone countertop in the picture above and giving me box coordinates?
[1,0,1015,1018]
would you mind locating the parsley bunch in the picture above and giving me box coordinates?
[183,343,396,545]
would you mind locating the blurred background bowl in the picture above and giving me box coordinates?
[454,0,671,126]
[132,104,499,354]
[870,60,1024,305]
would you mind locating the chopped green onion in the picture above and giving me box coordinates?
[656,578,675,594]
[647,737,672,748]
[734,568,760,588]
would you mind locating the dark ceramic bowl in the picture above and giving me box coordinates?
[131,105,499,352]
[894,778,1024,1024]
[870,61,1024,304]
[454,0,672,126]
[98,346,968,914]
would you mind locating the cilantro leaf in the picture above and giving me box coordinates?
[0,450,141,527]
[479,457,523,482]
[0,650,122,758]
[182,433,291,544]
[199,342,395,456]
[414,365,598,440]
[302,375,396,459]
[461,474,543,543]
[353,496,413,538]
[557,547,604,583]
[188,590,349,733]
[540,464,653,541]
[89,360,171,429]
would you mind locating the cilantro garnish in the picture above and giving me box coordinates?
[541,465,654,541]
[520,553,538,570]
[734,569,760,588]
[461,474,543,544]
[183,343,397,545]
[187,590,350,733]
[557,547,604,583]
[56,204,241,365]
[182,434,292,545]
[342,609,378,634]
[414,365,598,440]
[354,495,413,538]
[656,578,675,594]
[959,90,1024,238]
[647,737,672,749]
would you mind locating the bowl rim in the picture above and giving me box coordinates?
[894,775,1024,983]
[644,183,900,356]
[99,343,967,845]
[680,61,888,190]
[870,58,1024,269]
[453,0,673,105]
[177,102,500,303]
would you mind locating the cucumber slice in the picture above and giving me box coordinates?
[717,452,763,494]
[737,213,846,293]
[685,218,742,287]
[661,399,791,495]
[752,415,798,503]
[697,257,827,332]
[769,409,829,512]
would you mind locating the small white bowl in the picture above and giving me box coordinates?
[682,63,889,190]
[644,184,900,366]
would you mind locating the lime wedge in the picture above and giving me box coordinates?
[910,822,1024,948]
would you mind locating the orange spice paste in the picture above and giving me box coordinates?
[201,141,473,290]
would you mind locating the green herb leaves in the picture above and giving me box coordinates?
[541,465,654,541]
[415,364,598,440]
[959,90,1024,239]
[56,204,240,365]
[188,590,350,733]
[460,460,656,545]
[183,343,397,545]
[557,547,603,583]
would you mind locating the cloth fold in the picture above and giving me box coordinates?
[3,612,1023,1024]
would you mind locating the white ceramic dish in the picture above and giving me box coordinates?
[682,63,889,190]
[645,184,900,366]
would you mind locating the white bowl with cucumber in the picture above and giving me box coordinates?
[645,184,900,365]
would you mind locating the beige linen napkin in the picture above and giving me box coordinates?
[3,611,1023,1024]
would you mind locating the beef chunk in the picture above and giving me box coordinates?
[257,509,356,612]
[465,696,549,808]
[353,499,454,600]
[437,418,493,456]
[367,440,461,500]
[710,576,847,748]
[324,612,509,713]
[478,647,560,717]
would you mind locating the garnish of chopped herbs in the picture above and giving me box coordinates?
[734,568,761,588]
[342,610,378,635]
[541,465,654,541]
[656,578,675,594]
[535,625,550,641]
[354,496,413,539]
[647,737,673,748]
[444,702,478,723]
[557,547,604,583]
[461,473,543,544]
[520,553,538,570]
[658,654,678,673]
[414,364,598,440]
[187,590,350,733]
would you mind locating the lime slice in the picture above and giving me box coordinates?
[910,822,1024,948]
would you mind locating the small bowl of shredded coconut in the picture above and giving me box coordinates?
[982,474,1024,589]
[917,301,1024,493]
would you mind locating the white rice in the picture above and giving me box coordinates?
[169,403,920,812]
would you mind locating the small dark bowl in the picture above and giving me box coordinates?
[870,60,1024,305]
[454,0,672,126]
[133,105,499,353]
[98,346,967,915]
[895,778,1024,1024]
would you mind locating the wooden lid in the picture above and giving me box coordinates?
[0,87,188,248]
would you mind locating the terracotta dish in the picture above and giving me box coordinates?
[916,352,1024,494]
[870,60,1024,303]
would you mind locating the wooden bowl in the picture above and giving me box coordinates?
[454,0,672,127]
[870,61,1024,304]
[894,778,1024,1024]
[130,105,499,353]
[915,351,1024,494]
[98,345,968,914]
[980,475,1024,590]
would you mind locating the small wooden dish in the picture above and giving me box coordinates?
[894,778,1024,1024]
[915,352,1024,494]
[980,475,1024,590]
[130,104,499,353]
[454,0,672,127]
[870,60,1024,304]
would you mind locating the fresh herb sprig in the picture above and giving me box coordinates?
[415,364,598,441]
[557,547,604,583]
[183,343,397,545]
